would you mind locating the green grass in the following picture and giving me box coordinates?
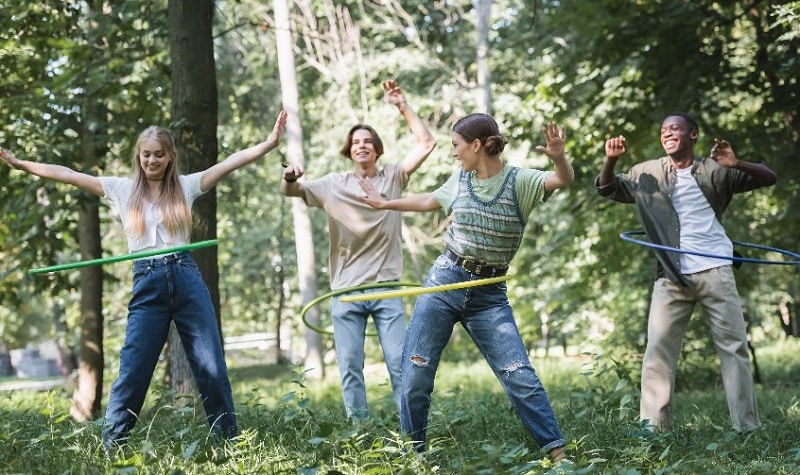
[1,339,799,474]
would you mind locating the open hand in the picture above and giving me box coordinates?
[356,175,386,209]
[0,147,21,168]
[709,138,738,167]
[382,80,407,108]
[269,110,288,146]
[535,122,566,161]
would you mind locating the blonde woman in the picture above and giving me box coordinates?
[1,109,287,449]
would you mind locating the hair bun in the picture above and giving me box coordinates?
[484,135,508,155]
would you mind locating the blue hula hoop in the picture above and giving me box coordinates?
[619,230,800,266]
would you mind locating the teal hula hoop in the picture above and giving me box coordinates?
[28,239,219,275]
[301,281,422,336]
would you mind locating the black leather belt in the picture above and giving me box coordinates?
[444,249,508,278]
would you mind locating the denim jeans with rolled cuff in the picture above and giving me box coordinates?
[102,252,238,447]
[400,254,565,453]
[330,284,406,418]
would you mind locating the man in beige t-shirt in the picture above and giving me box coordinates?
[281,80,436,417]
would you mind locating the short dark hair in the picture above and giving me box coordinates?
[339,124,384,159]
[664,112,699,133]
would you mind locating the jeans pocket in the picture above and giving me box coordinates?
[179,260,200,273]
[131,266,153,300]
[433,254,455,271]
[132,266,151,280]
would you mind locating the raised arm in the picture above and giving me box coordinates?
[710,138,777,186]
[357,176,440,212]
[536,122,575,192]
[200,110,287,192]
[382,80,437,176]
[598,135,627,187]
[0,147,104,196]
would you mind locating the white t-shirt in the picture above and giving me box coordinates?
[672,167,732,274]
[99,172,204,253]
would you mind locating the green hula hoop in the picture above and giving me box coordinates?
[28,239,219,275]
[300,281,422,336]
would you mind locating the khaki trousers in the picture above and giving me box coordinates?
[640,265,761,432]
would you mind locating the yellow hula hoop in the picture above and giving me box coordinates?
[300,281,422,336]
[338,274,511,303]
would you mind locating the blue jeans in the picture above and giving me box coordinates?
[102,252,238,446]
[401,255,565,453]
[331,285,406,418]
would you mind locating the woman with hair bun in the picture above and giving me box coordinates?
[359,112,573,462]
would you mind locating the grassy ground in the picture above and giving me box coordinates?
[1,339,799,474]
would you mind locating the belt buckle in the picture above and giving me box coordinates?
[461,258,475,273]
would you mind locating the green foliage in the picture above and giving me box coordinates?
[0,1,171,348]
[491,0,800,364]
[2,0,798,389]
[2,340,800,473]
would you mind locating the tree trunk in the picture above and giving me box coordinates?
[475,0,493,114]
[52,301,76,378]
[274,0,324,380]
[166,0,219,396]
[70,201,104,421]
[275,204,288,364]
[70,0,106,421]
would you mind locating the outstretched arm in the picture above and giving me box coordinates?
[357,176,441,212]
[536,122,575,192]
[710,138,777,186]
[0,147,104,196]
[200,110,287,192]
[382,80,437,176]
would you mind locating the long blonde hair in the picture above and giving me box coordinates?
[126,126,192,240]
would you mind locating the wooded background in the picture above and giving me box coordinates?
[1,0,798,422]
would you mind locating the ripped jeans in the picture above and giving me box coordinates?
[400,254,565,453]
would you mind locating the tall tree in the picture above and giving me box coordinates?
[475,0,492,114]
[167,0,220,394]
[1,1,171,420]
[69,0,114,423]
[273,0,324,378]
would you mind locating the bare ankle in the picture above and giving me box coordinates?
[548,446,566,462]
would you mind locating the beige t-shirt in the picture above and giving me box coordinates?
[302,163,408,290]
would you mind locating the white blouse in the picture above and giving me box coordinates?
[99,172,204,253]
